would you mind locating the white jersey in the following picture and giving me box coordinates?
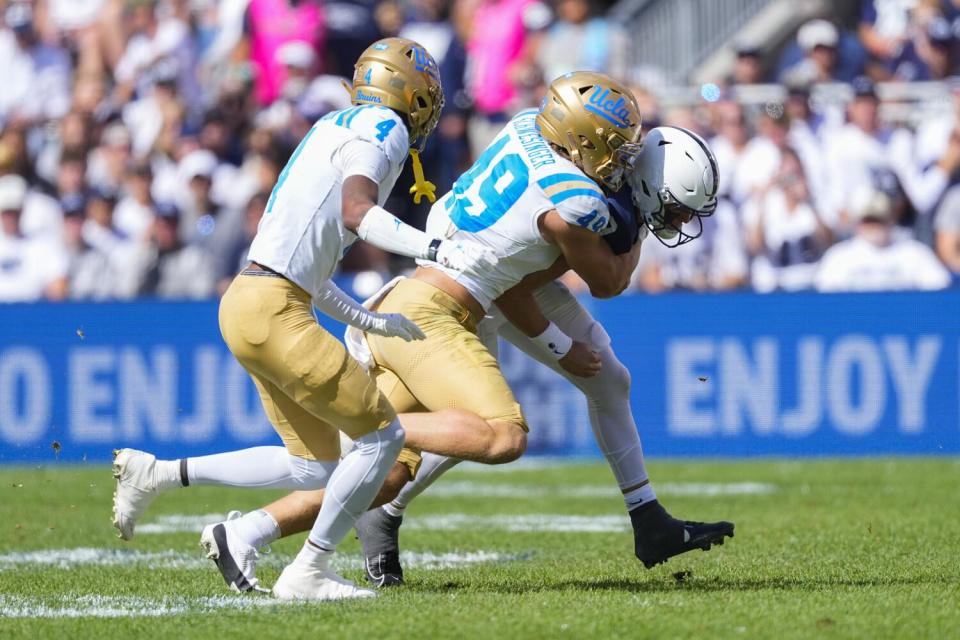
[420,109,611,310]
[248,105,409,300]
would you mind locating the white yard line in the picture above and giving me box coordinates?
[428,481,776,498]
[0,594,300,618]
[131,481,774,534]
[0,547,522,572]
[405,514,631,533]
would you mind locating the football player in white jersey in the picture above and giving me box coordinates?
[197,76,732,590]
[109,37,506,601]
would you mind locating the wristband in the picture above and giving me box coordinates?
[531,322,573,360]
[427,238,442,262]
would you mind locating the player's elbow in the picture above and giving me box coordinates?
[341,199,369,233]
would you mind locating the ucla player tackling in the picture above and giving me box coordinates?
[110,37,500,602]
[188,71,732,592]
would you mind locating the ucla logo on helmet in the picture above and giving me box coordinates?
[411,46,439,80]
[373,43,389,50]
[585,86,632,128]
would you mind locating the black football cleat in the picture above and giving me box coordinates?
[355,508,405,587]
[630,500,734,569]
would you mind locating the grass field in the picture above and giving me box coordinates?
[1,458,958,639]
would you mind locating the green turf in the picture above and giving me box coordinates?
[1,459,958,639]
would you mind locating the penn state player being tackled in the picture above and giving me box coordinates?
[354,122,733,584]
[110,38,496,600]
[201,73,733,591]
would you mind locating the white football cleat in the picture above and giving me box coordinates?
[200,511,268,593]
[272,553,377,601]
[111,448,170,540]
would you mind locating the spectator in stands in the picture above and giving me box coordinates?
[816,187,951,291]
[823,76,958,229]
[733,106,792,204]
[87,123,134,194]
[62,192,141,300]
[179,149,245,284]
[0,175,67,301]
[0,2,72,127]
[784,83,835,216]
[533,0,629,82]
[744,148,834,292]
[708,100,751,205]
[891,15,956,81]
[463,0,548,156]
[780,19,862,85]
[858,0,916,78]
[237,0,325,106]
[934,186,960,274]
[322,0,385,78]
[114,0,196,109]
[219,190,269,295]
[730,43,766,85]
[114,161,155,243]
[137,201,215,299]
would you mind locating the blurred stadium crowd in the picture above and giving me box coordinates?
[2,0,960,302]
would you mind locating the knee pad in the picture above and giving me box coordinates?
[287,455,337,490]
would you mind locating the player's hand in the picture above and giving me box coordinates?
[559,341,602,378]
[367,313,427,342]
[435,240,498,273]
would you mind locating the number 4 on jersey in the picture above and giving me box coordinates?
[375,119,396,142]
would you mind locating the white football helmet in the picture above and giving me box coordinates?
[628,126,719,247]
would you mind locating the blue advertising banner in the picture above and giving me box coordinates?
[0,290,957,463]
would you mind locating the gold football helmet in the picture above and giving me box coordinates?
[349,37,444,152]
[536,71,643,191]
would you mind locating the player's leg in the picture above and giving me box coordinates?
[214,273,403,599]
[498,282,734,567]
[354,315,508,586]
[366,278,528,464]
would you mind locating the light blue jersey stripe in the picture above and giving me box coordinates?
[335,107,359,126]
[343,106,366,128]
[536,173,599,189]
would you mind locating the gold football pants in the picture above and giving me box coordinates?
[366,278,527,471]
[219,273,396,461]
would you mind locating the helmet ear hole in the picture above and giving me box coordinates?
[579,136,596,150]
[416,96,428,109]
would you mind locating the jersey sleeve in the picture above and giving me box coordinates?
[547,177,611,235]
[337,105,409,168]
[336,138,393,185]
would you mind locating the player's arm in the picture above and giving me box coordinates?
[494,258,568,338]
[539,210,641,298]
[313,279,425,341]
[338,140,492,272]
[493,258,600,378]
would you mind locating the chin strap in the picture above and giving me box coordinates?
[408,149,436,204]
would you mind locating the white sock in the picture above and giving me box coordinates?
[295,541,331,569]
[233,509,281,549]
[185,447,336,490]
[382,502,405,518]
[390,452,461,511]
[499,323,655,509]
[622,482,657,510]
[153,459,183,491]
[307,420,404,551]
